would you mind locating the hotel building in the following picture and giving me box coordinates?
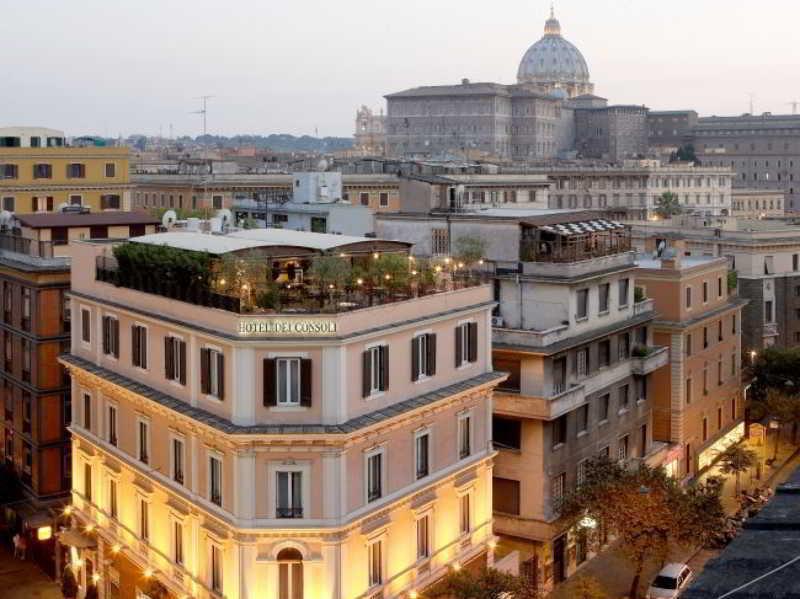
[59,229,502,599]
[0,127,132,214]
[635,248,746,478]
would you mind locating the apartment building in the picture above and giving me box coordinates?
[636,252,746,479]
[628,219,800,353]
[532,161,734,220]
[0,127,131,214]
[59,229,502,599]
[731,189,785,219]
[377,209,668,591]
[0,214,156,578]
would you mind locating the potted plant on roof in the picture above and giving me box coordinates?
[308,255,352,311]
[453,235,488,283]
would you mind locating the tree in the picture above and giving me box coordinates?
[453,236,488,267]
[307,255,352,308]
[61,567,78,599]
[750,389,800,460]
[571,575,608,599]
[717,444,758,493]
[560,458,724,599]
[674,144,700,164]
[424,567,538,599]
[654,192,682,219]
[750,347,800,401]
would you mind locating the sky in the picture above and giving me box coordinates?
[2,0,798,138]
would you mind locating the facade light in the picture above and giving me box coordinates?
[37,526,52,541]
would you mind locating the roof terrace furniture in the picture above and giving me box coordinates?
[520,218,631,263]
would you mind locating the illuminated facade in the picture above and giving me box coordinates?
[59,229,501,599]
[635,246,746,478]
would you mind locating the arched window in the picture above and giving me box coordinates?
[277,548,303,599]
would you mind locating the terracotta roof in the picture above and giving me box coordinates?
[15,211,160,229]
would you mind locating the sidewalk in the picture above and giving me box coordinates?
[549,436,800,599]
[0,542,60,599]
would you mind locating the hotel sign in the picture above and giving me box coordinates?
[238,318,338,337]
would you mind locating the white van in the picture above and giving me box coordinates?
[646,563,693,598]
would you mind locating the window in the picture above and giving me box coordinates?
[598,340,610,367]
[576,347,589,377]
[577,459,589,487]
[415,430,430,479]
[765,300,774,323]
[1,164,18,179]
[62,294,71,333]
[200,347,224,399]
[618,332,630,360]
[431,228,449,256]
[598,283,610,313]
[685,333,693,356]
[107,404,117,446]
[109,478,118,519]
[702,417,708,442]
[618,435,629,461]
[576,289,589,319]
[69,195,82,206]
[212,195,223,210]
[640,424,648,456]
[139,498,149,540]
[685,286,692,308]
[276,470,303,518]
[81,309,91,343]
[618,278,630,307]
[717,406,723,430]
[172,520,183,565]
[366,450,383,502]
[359,192,370,206]
[84,463,92,500]
[411,333,436,381]
[572,405,589,438]
[618,384,630,411]
[703,327,709,349]
[164,336,187,384]
[100,194,121,210]
[368,539,383,588]
[66,163,85,178]
[131,324,148,369]
[718,321,724,342]
[101,315,119,358]
[21,339,31,383]
[731,397,737,421]
[21,288,30,331]
[277,548,304,599]
[210,543,223,593]
[552,473,566,504]
[703,281,709,303]
[493,416,521,450]
[455,322,478,367]
[2,197,14,211]
[416,514,431,560]
[718,276,724,297]
[732,314,737,335]
[105,163,116,178]
[171,437,184,485]
[731,353,737,377]
[33,163,52,179]
[264,357,311,407]
[764,255,774,275]
[209,454,222,506]
[83,393,92,431]
[137,419,149,464]
[553,414,567,447]
[459,492,472,535]
[458,412,472,459]
[362,345,389,397]
[599,393,610,422]
[379,192,389,207]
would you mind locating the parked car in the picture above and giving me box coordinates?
[646,563,693,598]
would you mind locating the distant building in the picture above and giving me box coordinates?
[0,127,131,214]
[353,106,386,156]
[731,188,785,219]
[692,113,800,211]
[574,105,649,162]
[647,110,698,149]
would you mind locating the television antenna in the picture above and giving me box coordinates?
[788,101,800,115]
[191,95,214,138]
[747,92,755,115]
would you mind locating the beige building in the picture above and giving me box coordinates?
[635,251,746,479]
[731,189,785,219]
[59,229,502,599]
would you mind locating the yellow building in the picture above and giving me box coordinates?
[0,127,131,214]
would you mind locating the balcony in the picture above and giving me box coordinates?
[495,384,586,421]
[276,507,304,519]
[520,251,635,279]
[763,322,779,338]
[633,298,655,317]
[630,346,669,376]
[0,233,69,268]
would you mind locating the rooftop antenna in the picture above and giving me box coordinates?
[788,101,800,115]
[191,95,214,139]
[191,95,214,210]
[747,92,755,115]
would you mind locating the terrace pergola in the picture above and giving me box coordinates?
[519,218,631,263]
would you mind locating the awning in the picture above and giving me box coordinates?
[58,528,97,549]
[540,219,625,236]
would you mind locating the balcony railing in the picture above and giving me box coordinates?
[276,507,304,519]
[633,298,655,316]
[0,233,55,258]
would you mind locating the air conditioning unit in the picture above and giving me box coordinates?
[491,316,505,328]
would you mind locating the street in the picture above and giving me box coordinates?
[550,437,800,598]
[0,542,60,599]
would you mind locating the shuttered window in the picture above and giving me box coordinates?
[455,322,479,367]
[263,358,311,407]
[362,345,389,398]
[200,348,225,399]
[131,325,148,369]
[101,315,119,358]
[164,336,187,384]
[81,308,91,343]
[411,333,436,381]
